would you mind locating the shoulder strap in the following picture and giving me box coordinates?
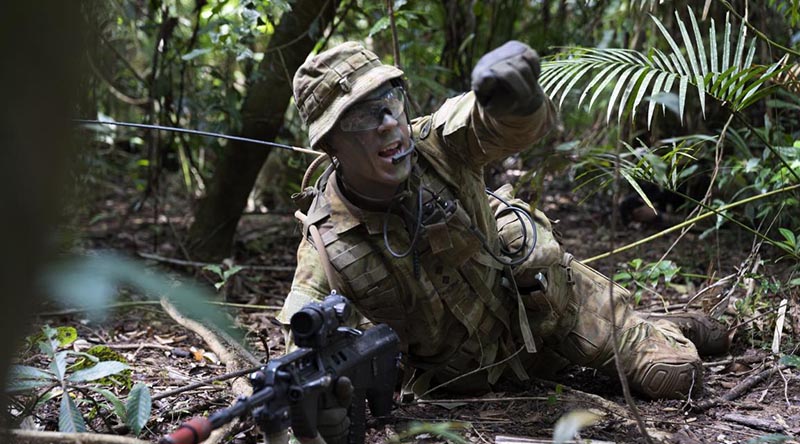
[293,164,346,293]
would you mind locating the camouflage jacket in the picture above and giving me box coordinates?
[279,92,557,390]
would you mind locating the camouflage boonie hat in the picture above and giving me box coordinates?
[293,42,404,148]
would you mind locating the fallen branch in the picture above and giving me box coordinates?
[152,366,260,402]
[413,393,630,421]
[3,429,150,444]
[139,252,294,272]
[495,436,614,444]
[702,353,768,368]
[693,364,789,411]
[159,298,261,444]
[107,343,174,351]
[37,300,282,317]
[721,413,786,433]
[532,379,631,420]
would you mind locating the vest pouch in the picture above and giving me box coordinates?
[491,186,562,288]
[424,199,482,268]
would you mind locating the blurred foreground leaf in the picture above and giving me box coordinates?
[553,409,601,444]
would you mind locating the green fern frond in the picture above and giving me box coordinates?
[767,0,800,27]
[540,6,786,127]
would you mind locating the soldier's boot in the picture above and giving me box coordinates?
[619,318,704,399]
[646,312,731,356]
[550,255,703,400]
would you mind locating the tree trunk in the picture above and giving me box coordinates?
[0,2,83,412]
[439,0,476,92]
[187,0,339,261]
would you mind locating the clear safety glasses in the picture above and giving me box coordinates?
[339,86,406,132]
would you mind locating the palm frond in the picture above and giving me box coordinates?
[540,6,787,127]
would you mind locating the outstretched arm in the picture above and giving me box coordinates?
[424,41,558,169]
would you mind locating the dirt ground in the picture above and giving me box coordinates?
[6,166,800,444]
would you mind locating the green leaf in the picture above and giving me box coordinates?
[737,61,786,110]
[59,393,87,433]
[678,77,688,123]
[778,228,797,247]
[647,72,669,127]
[709,18,718,73]
[56,327,78,347]
[743,38,756,69]
[606,66,637,122]
[70,351,100,364]
[650,48,673,72]
[68,361,130,383]
[38,325,59,356]
[779,354,800,368]
[588,64,626,110]
[223,265,244,279]
[202,264,223,277]
[50,351,68,382]
[614,272,633,281]
[618,67,645,122]
[578,63,617,106]
[8,365,57,382]
[181,48,211,61]
[745,433,791,444]
[676,11,701,80]
[732,19,747,70]
[546,62,594,108]
[540,60,580,100]
[652,14,689,75]
[368,16,390,37]
[722,12,732,72]
[621,171,657,214]
[688,7,708,77]
[630,69,656,121]
[35,388,60,407]
[89,387,127,423]
[5,378,55,394]
[126,383,152,435]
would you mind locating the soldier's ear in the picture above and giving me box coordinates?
[317,141,334,156]
[317,136,336,156]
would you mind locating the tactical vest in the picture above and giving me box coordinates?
[300,155,537,388]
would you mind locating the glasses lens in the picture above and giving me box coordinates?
[339,87,405,132]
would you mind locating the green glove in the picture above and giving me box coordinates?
[315,376,354,444]
[471,40,544,117]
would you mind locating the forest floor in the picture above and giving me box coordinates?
[7,162,800,444]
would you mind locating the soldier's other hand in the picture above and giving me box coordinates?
[313,376,354,444]
[471,40,544,117]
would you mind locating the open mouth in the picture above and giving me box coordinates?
[378,141,402,158]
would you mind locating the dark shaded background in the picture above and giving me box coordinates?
[0,2,83,410]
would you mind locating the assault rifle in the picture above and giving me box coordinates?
[160,294,400,444]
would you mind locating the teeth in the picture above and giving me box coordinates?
[379,142,401,157]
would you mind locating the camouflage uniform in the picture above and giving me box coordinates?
[279,42,702,400]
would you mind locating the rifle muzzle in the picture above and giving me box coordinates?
[159,416,213,444]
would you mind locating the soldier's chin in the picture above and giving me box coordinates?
[379,160,411,186]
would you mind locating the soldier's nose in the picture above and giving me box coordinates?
[377,112,399,132]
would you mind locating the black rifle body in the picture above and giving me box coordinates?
[161,295,399,444]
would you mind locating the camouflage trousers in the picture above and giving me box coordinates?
[495,186,702,399]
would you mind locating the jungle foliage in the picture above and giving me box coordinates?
[76,0,799,287]
[31,0,800,438]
